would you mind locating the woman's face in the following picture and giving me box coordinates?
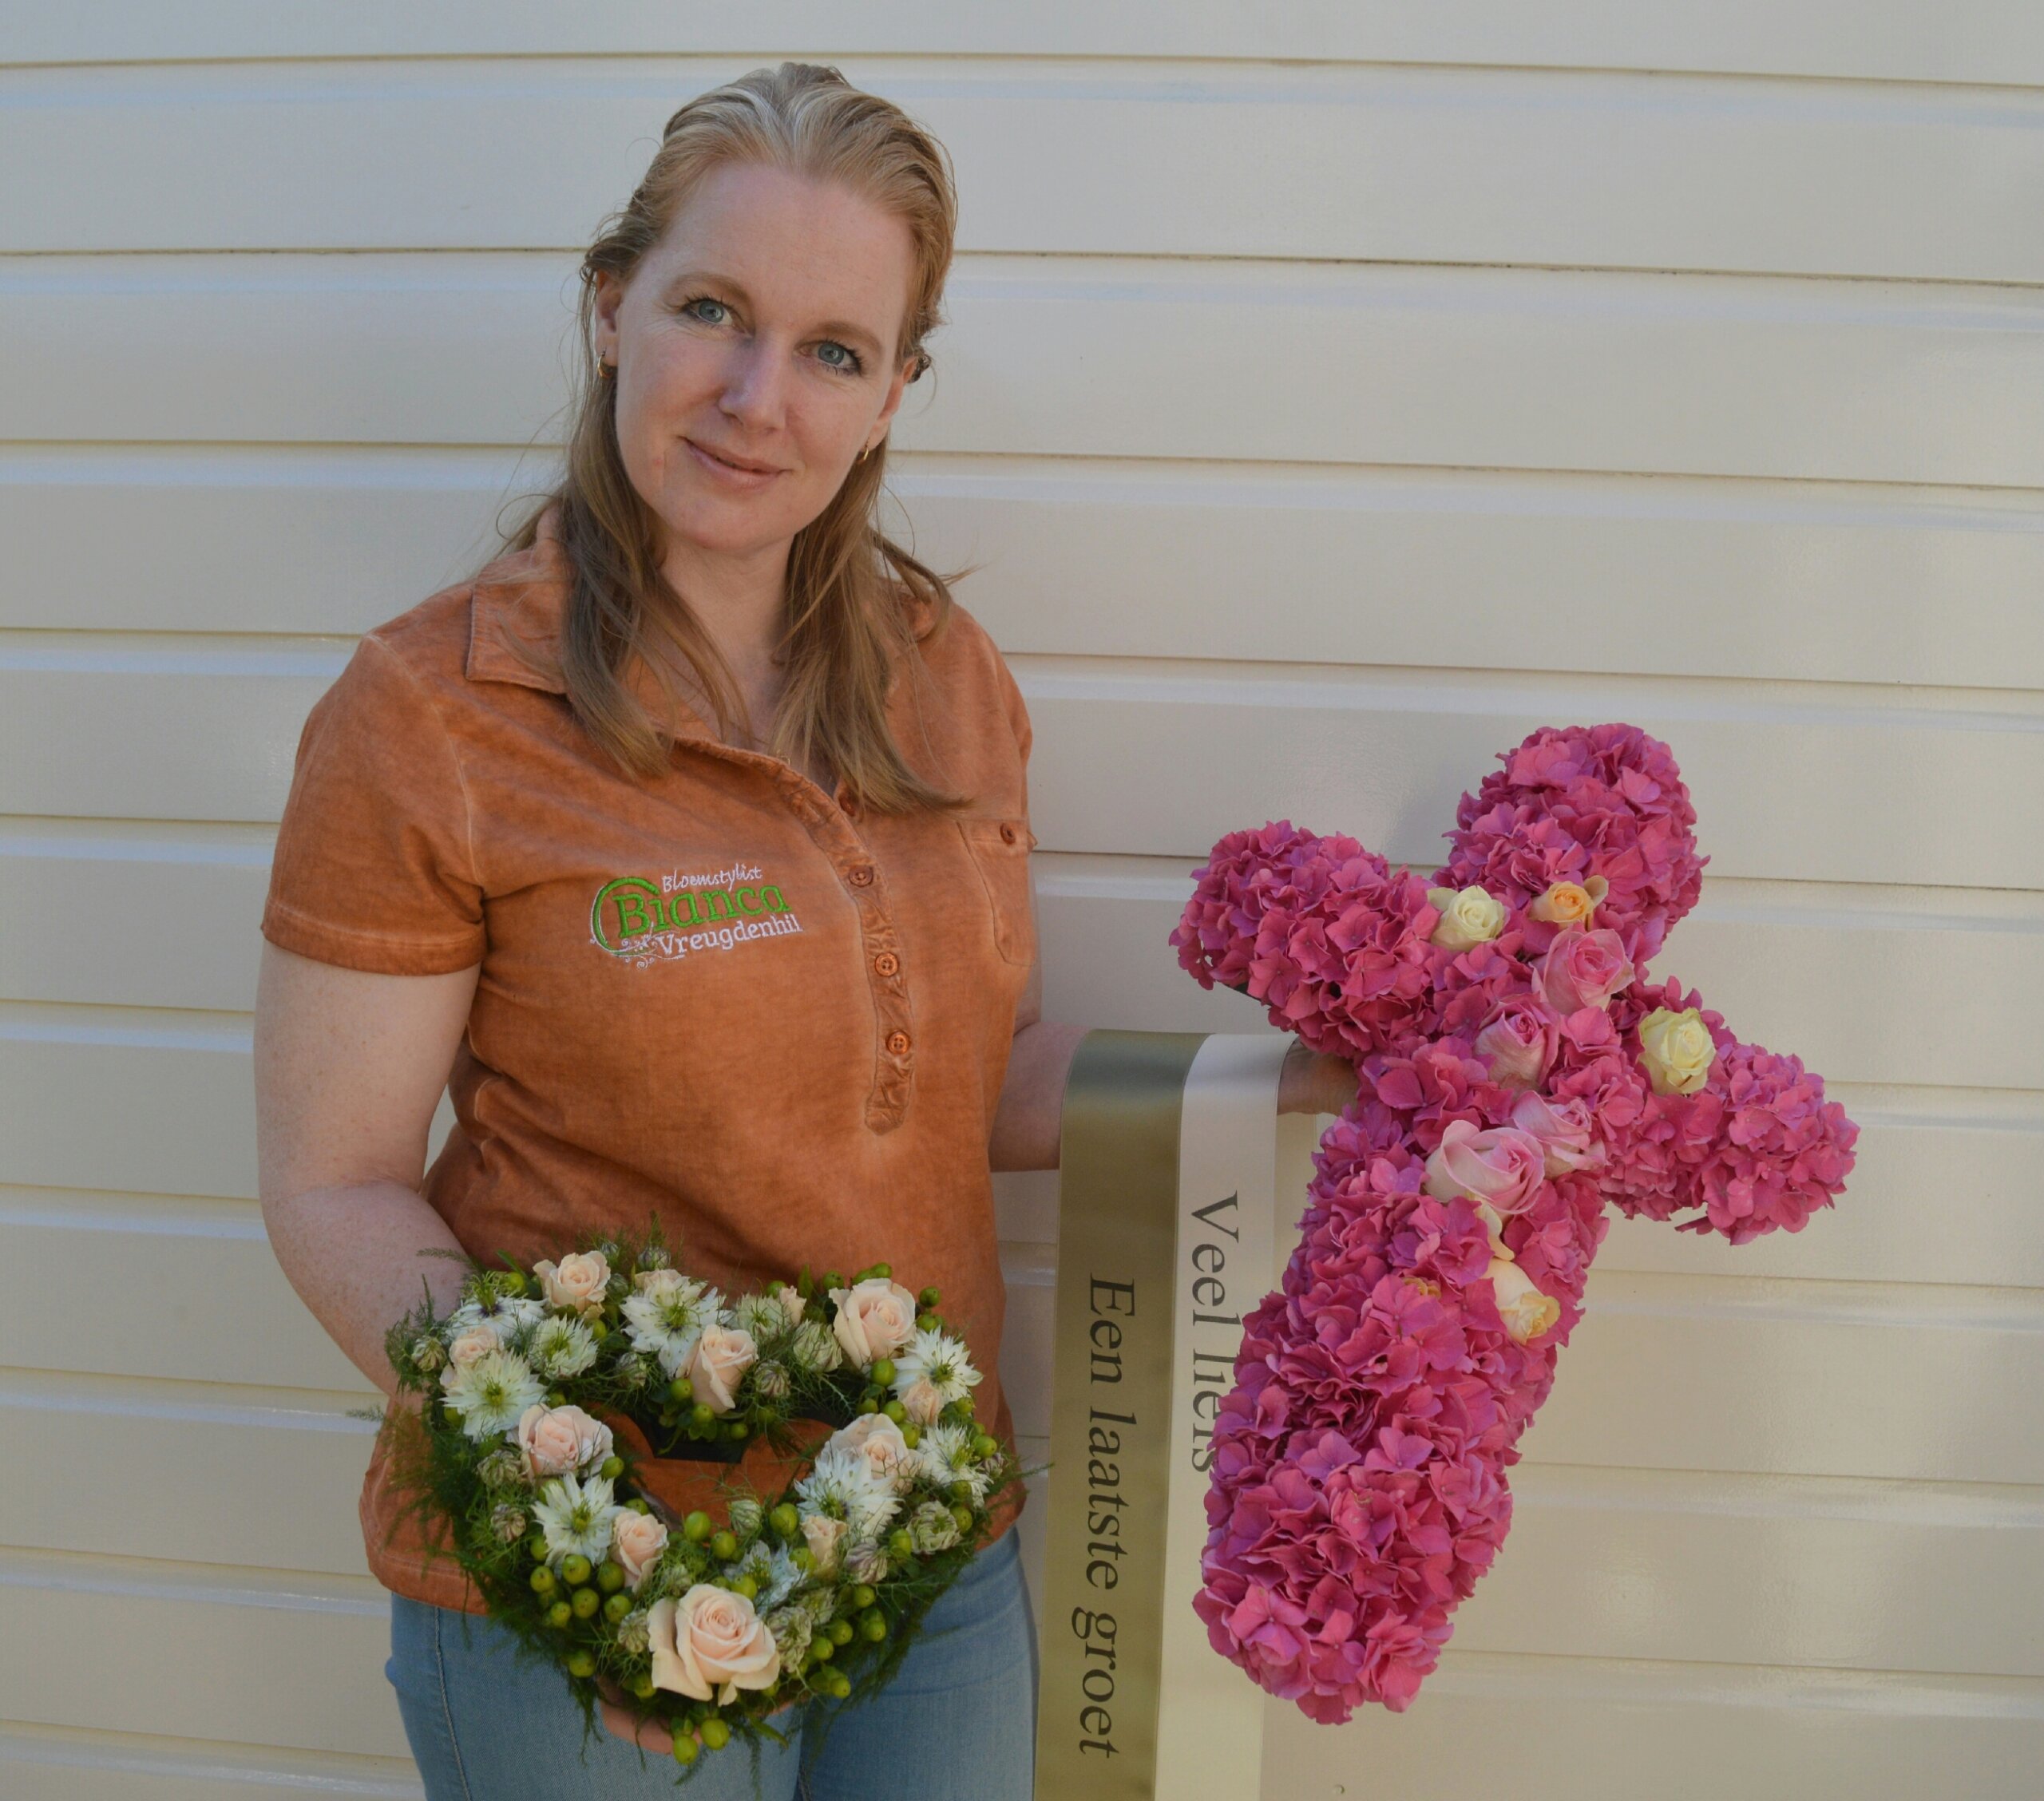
[592,161,919,565]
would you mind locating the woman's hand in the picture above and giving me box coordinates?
[1278,1041,1358,1117]
[596,1676,679,1755]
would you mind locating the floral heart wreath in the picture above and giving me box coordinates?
[382,1224,1013,1779]
[1170,723,1858,1721]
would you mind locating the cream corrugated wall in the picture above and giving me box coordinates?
[2,7,2039,1797]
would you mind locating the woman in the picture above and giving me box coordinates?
[255,63,1347,1800]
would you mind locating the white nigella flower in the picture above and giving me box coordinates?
[733,1292,786,1344]
[891,1328,980,1410]
[787,1319,842,1374]
[794,1444,901,1541]
[532,1473,624,1565]
[620,1276,721,1378]
[530,1315,597,1380]
[447,1292,546,1346]
[440,1349,546,1442]
[916,1423,991,1502]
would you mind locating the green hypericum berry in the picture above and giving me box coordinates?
[826,1667,853,1700]
[669,1378,692,1403]
[951,1481,975,1505]
[808,1635,834,1663]
[566,1649,596,1679]
[916,1312,939,1332]
[631,1671,656,1700]
[918,1285,941,1311]
[529,1565,557,1595]
[588,1317,608,1340]
[862,1612,888,1643]
[628,1498,652,1514]
[600,1455,625,1481]
[561,1554,593,1586]
[829,1619,854,1647]
[699,1717,731,1752]
[952,1503,975,1533]
[972,1434,1000,1462]
[572,1586,601,1619]
[858,1395,880,1415]
[849,1584,877,1611]
[869,1358,896,1387]
[683,1511,713,1543]
[672,1734,699,1766]
[732,1575,759,1601]
[545,1600,572,1629]
[882,1400,908,1425]
[604,1592,632,1624]
[527,1534,549,1562]
[727,1420,748,1441]
[691,1403,716,1431]
[901,1424,921,1449]
[501,1271,529,1295]
[888,1529,915,1562]
[769,1504,801,1540]
[546,1391,566,1407]
[818,1271,843,1296]
[596,1560,625,1592]
[710,1530,739,1562]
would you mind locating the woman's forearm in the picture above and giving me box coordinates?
[263,1179,473,1402]
[987,1017,1088,1173]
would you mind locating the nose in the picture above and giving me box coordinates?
[717,334,789,431]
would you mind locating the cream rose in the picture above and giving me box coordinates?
[829,1414,913,1485]
[648,1584,782,1705]
[1535,926,1636,1015]
[515,1403,613,1482]
[830,1277,920,1369]
[610,1509,668,1592]
[1529,876,1608,927]
[898,1378,947,1427]
[444,1323,501,1371]
[1473,1197,1514,1257]
[533,1249,611,1319]
[684,1324,759,1415]
[773,1283,806,1328]
[1426,885,1507,953]
[1507,1091,1604,1176]
[1639,1006,1716,1096]
[1484,1255,1560,1344]
[633,1266,687,1296]
[1422,1119,1547,1217]
[802,1513,849,1577]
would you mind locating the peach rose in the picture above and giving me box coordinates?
[684,1324,759,1415]
[1508,1091,1604,1176]
[1423,1119,1547,1217]
[611,1509,668,1592]
[1484,1255,1560,1344]
[802,1514,848,1577]
[633,1266,687,1296]
[1473,999,1555,1089]
[648,1584,782,1705]
[898,1378,947,1427]
[1530,876,1608,927]
[773,1283,806,1327]
[829,1414,913,1484]
[533,1249,611,1319]
[1535,926,1635,1015]
[516,1403,613,1481]
[444,1324,501,1371]
[830,1277,920,1368]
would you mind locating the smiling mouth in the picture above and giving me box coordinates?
[687,440,785,477]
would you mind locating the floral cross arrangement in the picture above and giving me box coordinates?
[380,1224,1012,1779]
[1170,724,1858,1720]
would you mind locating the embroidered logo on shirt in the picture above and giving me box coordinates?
[589,862,804,966]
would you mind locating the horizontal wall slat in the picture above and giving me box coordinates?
[6,61,2044,286]
[9,450,2042,695]
[1262,1653,2044,1800]
[0,1724,422,1801]
[6,255,2042,489]
[3,652,2035,887]
[12,1375,2038,1678]
[0,1550,405,1759]
[6,3,2044,89]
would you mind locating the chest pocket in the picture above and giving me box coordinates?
[957,817,1038,966]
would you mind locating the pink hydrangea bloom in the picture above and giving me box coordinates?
[1171,724,1853,1720]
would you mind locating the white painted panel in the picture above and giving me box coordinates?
[0,1549,407,1759]
[6,2,2042,89]
[1261,1654,2044,1801]
[6,255,2042,489]
[5,651,2034,889]
[0,1724,422,1801]
[10,452,2041,695]
[6,61,2042,284]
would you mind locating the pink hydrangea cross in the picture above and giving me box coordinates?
[1169,724,1857,1721]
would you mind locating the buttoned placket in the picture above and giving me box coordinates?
[667,737,917,1134]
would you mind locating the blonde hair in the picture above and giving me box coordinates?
[499,61,967,812]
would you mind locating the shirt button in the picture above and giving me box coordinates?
[874,952,900,977]
[1000,824,1017,844]
[886,1031,911,1056]
[848,867,873,888]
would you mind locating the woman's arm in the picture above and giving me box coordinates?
[253,940,482,1402]
[984,869,1359,1173]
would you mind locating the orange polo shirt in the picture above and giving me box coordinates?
[260,522,1036,1613]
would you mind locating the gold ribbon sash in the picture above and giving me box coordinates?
[1036,1031,1293,1800]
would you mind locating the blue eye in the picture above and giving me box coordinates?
[681,296,730,326]
[817,340,865,377]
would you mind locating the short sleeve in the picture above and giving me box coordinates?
[261,634,485,975]
[992,646,1033,770]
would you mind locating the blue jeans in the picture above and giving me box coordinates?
[386,1529,1037,1800]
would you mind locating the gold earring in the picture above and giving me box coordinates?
[858,442,873,464]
